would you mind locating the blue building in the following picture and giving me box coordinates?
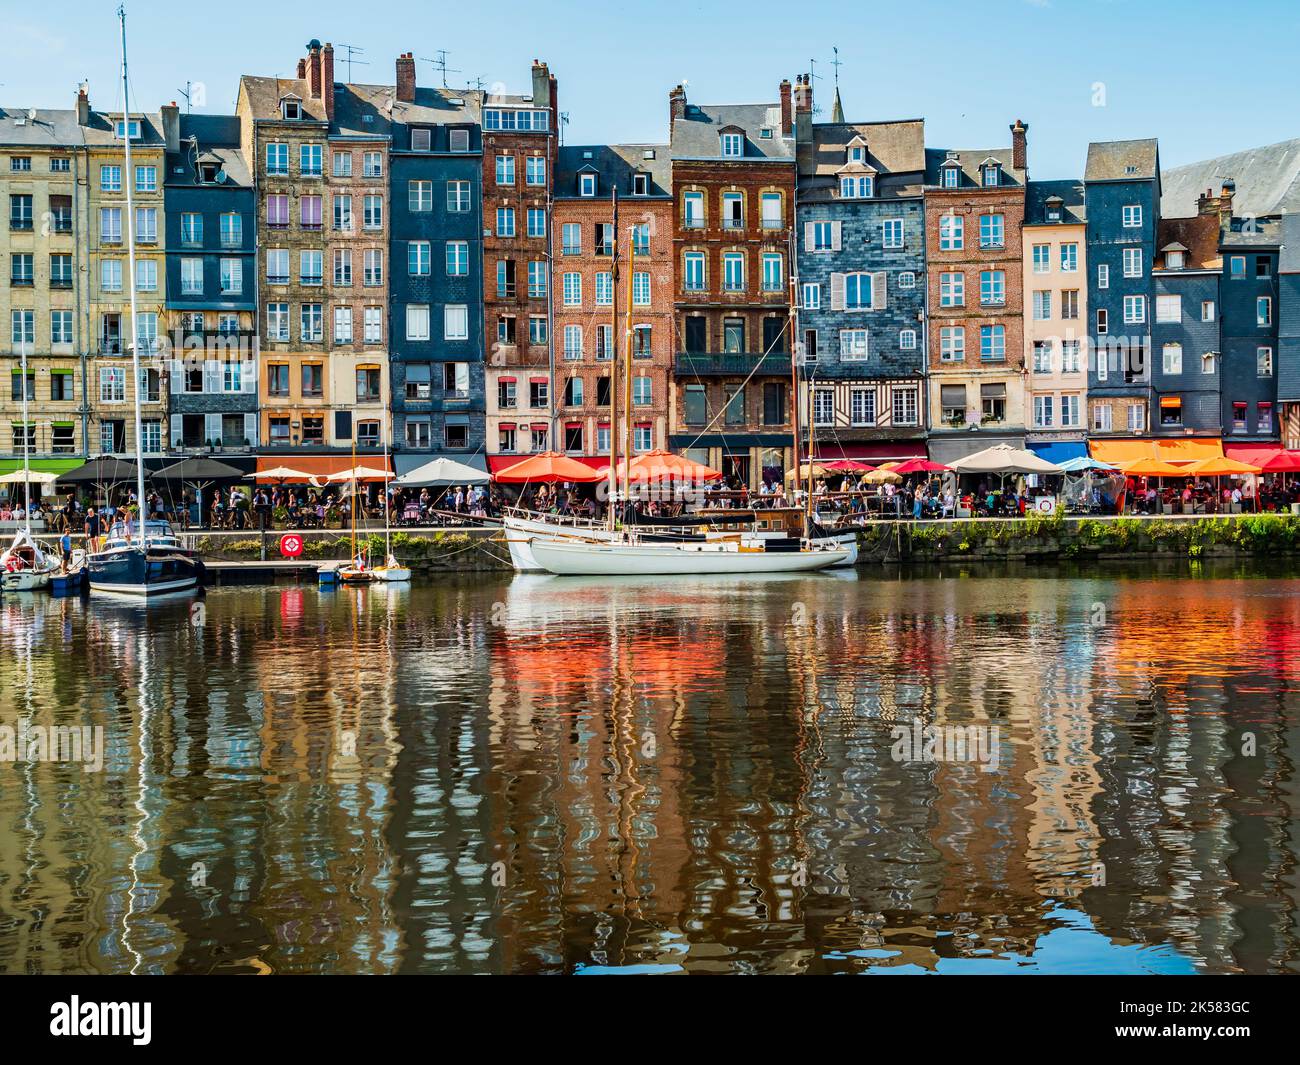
[1218,203,1281,442]
[162,113,258,456]
[794,110,929,463]
[387,62,486,476]
[1084,138,1160,439]
[1279,214,1300,448]
[1150,213,1221,439]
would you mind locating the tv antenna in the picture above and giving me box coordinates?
[808,58,823,115]
[178,81,193,113]
[418,51,461,88]
[560,111,570,145]
[336,43,369,82]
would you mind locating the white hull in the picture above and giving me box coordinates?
[87,577,198,597]
[529,537,851,576]
[373,567,411,583]
[2,567,54,592]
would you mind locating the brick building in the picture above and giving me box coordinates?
[550,144,672,466]
[924,123,1029,465]
[667,80,797,488]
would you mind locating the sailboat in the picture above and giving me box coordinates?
[1,347,58,592]
[339,440,376,584]
[370,401,410,582]
[87,8,203,597]
[523,219,851,576]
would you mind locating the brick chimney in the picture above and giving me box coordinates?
[779,78,793,137]
[1219,179,1235,228]
[75,82,90,126]
[297,58,307,80]
[160,101,180,152]
[669,84,687,133]
[793,74,812,114]
[307,40,322,100]
[531,60,551,109]
[322,42,335,118]
[396,53,416,103]
[1010,119,1028,172]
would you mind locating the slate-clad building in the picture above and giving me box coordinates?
[1219,207,1280,442]
[1279,214,1300,448]
[386,54,485,471]
[795,107,928,464]
[1084,138,1160,439]
[1150,213,1221,438]
[164,112,259,455]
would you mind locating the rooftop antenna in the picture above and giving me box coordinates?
[808,58,823,116]
[336,43,369,82]
[560,111,569,146]
[178,81,193,114]
[418,51,461,89]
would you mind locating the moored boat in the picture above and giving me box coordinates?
[528,534,851,576]
[87,520,203,597]
[1,529,58,592]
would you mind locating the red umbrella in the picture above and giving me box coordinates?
[492,451,605,484]
[822,459,877,473]
[892,458,953,474]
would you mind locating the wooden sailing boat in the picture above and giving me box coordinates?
[1,343,58,591]
[339,439,375,584]
[370,399,410,582]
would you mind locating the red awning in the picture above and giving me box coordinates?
[816,441,927,462]
[1225,444,1300,471]
[488,455,524,473]
[254,455,392,483]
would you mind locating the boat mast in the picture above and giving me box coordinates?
[786,226,805,525]
[19,340,31,533]
[119,6,147,545]
[382,396,392,560]
[607,188,620,530]
[622,223,635,509]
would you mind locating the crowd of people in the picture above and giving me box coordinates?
[1126,476,1300,515]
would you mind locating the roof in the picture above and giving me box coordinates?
[1160,138,1300,219]
[669,102,794,161]
[797,119,925,199]
[924,146,1025,188]
[239,75,481,139]
[239,76,329,124]
[555,143,670,198]
[1280,214,1300,273]
[167,114,251,188]
[1084,138,1159,182]
[1155,214,1221,271]
[1221,215,1282,248]
[0,105,165,149]
[1025,179,1086,225]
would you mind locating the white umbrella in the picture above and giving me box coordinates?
[949,444,1064,475]
[0,469,60,485]
[325,465,392,483]
[255,465,314,482]
[395,457,489,487]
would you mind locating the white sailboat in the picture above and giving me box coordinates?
[371,401,410,583]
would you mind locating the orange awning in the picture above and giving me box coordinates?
[255,455,392,484]
[1091,438,1223,466]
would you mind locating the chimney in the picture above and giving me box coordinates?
[297,58,307,80]
[161,101,180,153]
[75,83,90,126]
[1219,178,1235,229]
[396,52,416,103]
[779,78,793,137]
[669,84,687,134]
[307,39,322,99]
[793,73,813,114]
[531,60,551,110]
[322,42,335,118]
[1010,119,1028,172]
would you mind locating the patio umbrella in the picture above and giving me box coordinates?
[1181,456,1261,476]
[1122,458,1190,477]
[618,449,723,482]
[1056,456,1119,473]
[861,468,903,484]
[325,465,393,485]
[891,458,952,475]
[56,457,142,485]
[493,451,605,484]
[153,457,246,526]
[783,461,840,482]
[1258,450,1300,472]
[395,456,490,487]
[949,444,1064,475]
[821,459,877,472]
[254,465,315,483]
[0,469,61,486]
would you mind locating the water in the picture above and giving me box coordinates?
[1,562,1297,975]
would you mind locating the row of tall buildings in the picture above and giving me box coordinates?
[3,41,1299,484]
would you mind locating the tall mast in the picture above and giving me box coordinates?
[622,223,635,508]
[19,343,30,532]
[382,396,392,559]
[606,189,619,530]
[119,6,147,544]
[787,227,803,505]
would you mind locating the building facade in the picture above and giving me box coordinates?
[924,123,1029,464]
[795,108,928,463]
[1022,180,1087,455]
[1279,214,1300,448]
[1084,138,1160,440]
[551,144,673,465]
[668,80,797,487]
[482,63,558,469]
[1218,206,1280,442]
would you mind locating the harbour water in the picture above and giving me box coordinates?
[1,561,1297,974]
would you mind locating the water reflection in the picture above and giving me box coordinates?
[0,561,1297,974]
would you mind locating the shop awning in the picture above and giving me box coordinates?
[393,453,487,477]
[1225,444,1300,472]
[815,441,927,462]
[0,457,85,477]
[1028,441,1088,465]
[1090,438,1223,466]
[928,433,1026,465]
[253,455,392,484]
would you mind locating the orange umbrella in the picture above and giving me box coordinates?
[493,451,605,484]
[1181,456,1261,476]
[617,449,722,482]
[1123,458,1191,477]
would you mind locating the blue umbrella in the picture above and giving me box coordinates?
[1057,456,1119,473]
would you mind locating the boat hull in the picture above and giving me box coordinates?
[528,538,851,576]
[1,567,54,592]
[372,567,411,583]
[87,545,202,596]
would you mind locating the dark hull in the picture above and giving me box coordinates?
[87,546,203,596]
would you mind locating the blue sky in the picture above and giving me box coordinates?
[4,0,1298,178]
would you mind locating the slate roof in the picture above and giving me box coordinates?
[0,105,165,148]
[167,114,251,188]
[1280,214,1300,273]
[798,119,925,200]
[1084,138,1159,182]
[1221,215,1282,248]
[239,76,329,124]
[239,76,480,139]
[1160,138,1300,219]
[1155,214,1221,271]
[1025,178,1086,225]
[670,102,794,161]
[555,144,670,198]
[924,146,1025,188]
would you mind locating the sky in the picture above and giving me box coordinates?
[3,0,1298,179]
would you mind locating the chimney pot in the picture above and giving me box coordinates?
[669,84,687,134]
[779,78,793,137]
[308,41,322,100]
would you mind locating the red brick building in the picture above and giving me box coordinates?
[667,80,798,488]
[551,144,673,465]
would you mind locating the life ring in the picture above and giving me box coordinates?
[4,558,17,572]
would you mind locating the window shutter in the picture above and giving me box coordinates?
[242,361,257,393]
[831,221,843,251]
[169,358,182,394]
[170,414,183,447]
[803,222,815,253]
[244,413,259,447]
[829,272,846,311]
[205,413,222,444]
[872,271,888,310]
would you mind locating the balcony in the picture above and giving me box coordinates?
[761,218,784,230]
[721,218,745,231]
[675,352,791,376]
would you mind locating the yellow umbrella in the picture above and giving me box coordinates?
[1181,456,1261,476]
[784,462,837,482]
[1122,458,1190,477]
[861,468,903,484]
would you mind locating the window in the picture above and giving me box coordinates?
[1032,290,1051,320]
[51,310,72,345]
[496,206,516,238]
[942,166,959,188]
[723,318,746,353]
[840,329,869,360]
[1061,290,1080,320]
[802,282,820,310]
[981,384,1006,422]
[405,305,430,341]
[282,98,302,120]
[579,173,597,197]
[448,128,470,153]
[1062,341,1081,373]
[299,364,323,400]
[51,157,70,173]
[981,164,1000,187]
[363,250,383,287]
[761,254,782,293]
[1061,394,1080,427]
[979,214,1004,248]
[871,218,902,250]
[850,388,875,427]
[50,253,73,288]
[364,306,382,343]
[334,248,353,286]
[1122,204,1142,228]
[1122,247,1143,278]
[446,240,468,276]
[760,193,783,229]
[1257,257,1272,278]
[1093,403,1113,432]
[10,252,33,285]
[1162,343,1182,375]
[813,388,835,426]
[444,304,469,341]
[300,250,323,285]
[135,259,158,292]
[266,143,289,175]
[446,181,470,212]
[1096,308,1108,335]
[939,327,964,362]
[135,165,156,192]
[300,143,323,176]
[595,272,614,306]
[10,310,34,353]
[892,388,918,425]
[266,303,290,341]
[1032,244,1050,274]
[100,207,122,243]
[980,325,1005,361]
[10,156,31,172]
[527,208,546,238]
[840,175,873,199]
[721,191,744,230]
[332,151,353,177]
[980,270,1005,306]
[363,195,383,230]
[1258,402,1274,432]
[633,270,651,306]
[562,324,584,361]
[180,258,203,295]
[899,329,916,350]
[101,259,123,293]
[1033,395,1054,428]
[1258,346,1274,377]
[408,240,431,276]
[563,377,584,408]
[810,220,835,251]
[1202,351,1216,375]
[1128,403,1145,432]
[844,272,872,310]
[939,214,963,251]
[563,272,582,306]
[267,364,289,397]
[528,261,548,298]
[1202,300,1216,322]
[300,305,323,343]
[180,212,202,245]
[332,194,353,232]
[720,132,743,157]
[1097,263,1109,289]
[1257,297,1272,326]
[898,271,915,289]
[1033,341,1053,373]
[99,367,126,403]
[407,181,432,213]
[723,253,745,292]
[526,156,546,186]
[939,272,964,307]
[100,164,122,191]
[363,152,382,178]
[1155,294,1181,323]
[1060,243,1078,272]
[1123,295,1146,323]
[497,153,518,183]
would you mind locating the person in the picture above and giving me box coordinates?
[84,509,100,552]
[59,528,73,572]
[912,484,925,520]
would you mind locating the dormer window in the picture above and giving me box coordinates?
[720,132,743,158]
[449,128,470,153]
[941,165,959,189]
[1045,196,1063,222]
[759,129,773,139]
[115,119,141,140]
[840,175,873,199]
[849,146,865,163]
[281,98,302,120]
[199,162,220,183]
[411,128,432,151]
[633,173,649,195]
[982,164,1001,187]
[579,172,597,197]
[1166,250,1185,270]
